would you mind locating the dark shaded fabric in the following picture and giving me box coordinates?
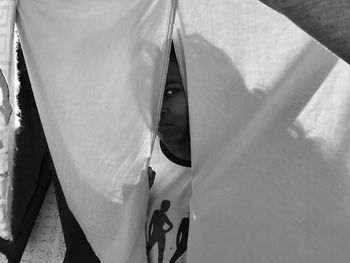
[259,0,350,64]
[0,44,52,263]
[10,44,50,240]
[52,170,100,263]
[0,44,99,262]
[0,149,53,263]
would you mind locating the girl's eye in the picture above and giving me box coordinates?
[165,88,177,96]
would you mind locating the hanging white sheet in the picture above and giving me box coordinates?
[176,0,350,262]
[16,0,176,261]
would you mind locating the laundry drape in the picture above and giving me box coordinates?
[177,1,350,262]
[16,0,176,262]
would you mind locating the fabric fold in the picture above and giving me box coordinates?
[16,0,176,261]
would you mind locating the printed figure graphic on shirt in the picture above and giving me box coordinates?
[169,217,189,263]
[147,200,173,263]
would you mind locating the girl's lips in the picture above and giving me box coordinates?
[158,123,172,132]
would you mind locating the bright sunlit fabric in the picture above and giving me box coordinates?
[16,0,176,262]
[0,0,16,242]
[177,1,350,262]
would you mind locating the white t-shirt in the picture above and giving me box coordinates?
[146,139,191,263]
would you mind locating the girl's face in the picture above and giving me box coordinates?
[158,58,189,147]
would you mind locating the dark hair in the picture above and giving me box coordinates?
[169,42,177,64]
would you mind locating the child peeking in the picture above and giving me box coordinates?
[146,44,191,263]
